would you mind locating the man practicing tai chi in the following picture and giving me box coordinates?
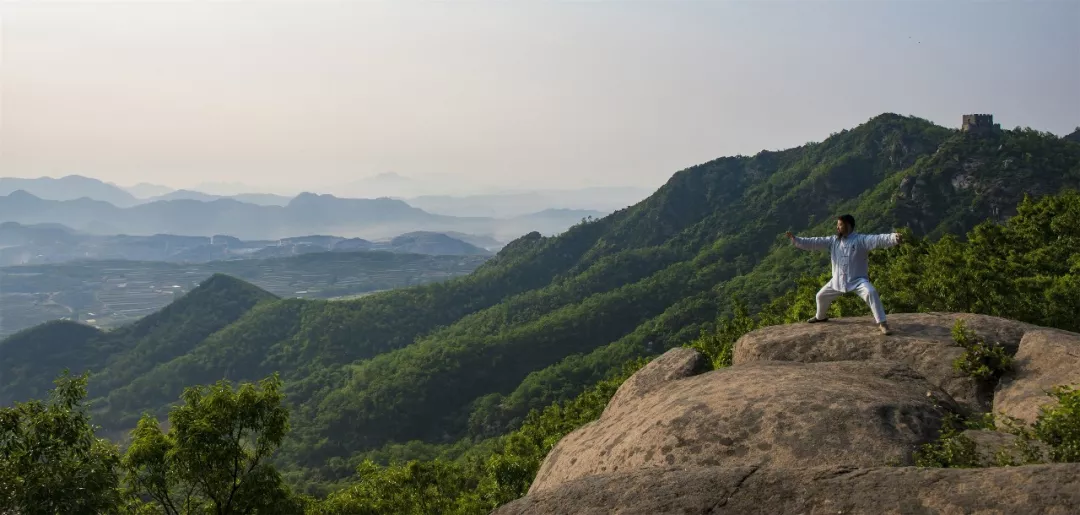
[785,214,902,335]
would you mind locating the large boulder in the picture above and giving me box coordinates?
[995,329,1080,424]
[496,463,1080,515]
[602,347,708,417]
[732,312,1034,412]
[529,358,958,494]
[507,316,1080,513]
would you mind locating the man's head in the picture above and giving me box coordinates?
[836,214,856,237]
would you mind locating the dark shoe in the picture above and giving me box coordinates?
[879,322,892,335]
[807,317,829,323]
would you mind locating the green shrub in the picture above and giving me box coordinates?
[686,301,759,369]
[913,412,981,468]
[307,358,650,514]
[920,383,1080,468]
[1031,385,1080,462]
[950,320,1013,382]
[998,384,1080,464]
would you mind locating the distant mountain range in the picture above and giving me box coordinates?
[0,175,617,240]
[142,189,294,206]
[402,187,651,218]
[0,221,493,266]
[331,171,420,198]
[0,189,606,241]
[0,176,143,207]
[142,187,645,216]
[67,174,647,214]
[124,182,175,199]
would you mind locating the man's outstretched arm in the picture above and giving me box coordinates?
[786,231,833,251]
[863,232,903,250]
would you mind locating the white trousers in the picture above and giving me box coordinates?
[816,280,887,324]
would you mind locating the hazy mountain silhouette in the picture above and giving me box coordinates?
[147,189,221,203]
[190,181,277,196]
[0,175,141,207]
[330,172,418,198]
[388,231,493,256]
[3,174,634,223]
[405,187,651,217]
[0,190,597,241]
[0,221,80,247]
[146,189,292,206]
[0,221,492,266]
[124,182,175,199]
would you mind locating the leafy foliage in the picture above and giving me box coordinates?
[1027,385,1080,462]
[950,319,1013,382]
[686,301,756,369]
[996,385,1080,465]
[0,372,122,514]
[311,459,483,515]
[917,384,1080,469]
[122,375,301,514]
[309,359,645,513]
[869,192,1080,332]
[912,413,982,468]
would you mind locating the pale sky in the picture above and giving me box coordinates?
[0,1,1077,196]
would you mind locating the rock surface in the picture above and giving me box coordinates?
[496,463,1080,515]
[602,347,708,417]
[732,312,1034,412]
[505,315,1080,514]
[529,359,957,494]
[961,429,1023,466]
[995,329,1080,424]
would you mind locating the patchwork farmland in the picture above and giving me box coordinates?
[0,251,488,337]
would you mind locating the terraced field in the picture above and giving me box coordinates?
[0,251,488,337]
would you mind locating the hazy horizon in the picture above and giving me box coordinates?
[1,1,1077,196]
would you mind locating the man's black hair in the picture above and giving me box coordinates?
[838,214,856,230]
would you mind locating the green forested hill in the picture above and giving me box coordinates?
[309,187,1080,513]
[6,188,1079,515]
[0,320,105,403]
[1064,127,1080,143]
[0,274,276,410]
[3,113,1079,491]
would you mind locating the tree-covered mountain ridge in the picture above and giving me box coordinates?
[0,274,278,408]
[6,187,1079,514]
[2,112,1077,483]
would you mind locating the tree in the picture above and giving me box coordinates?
[314,459,482,515]
[122,374,302,515]
[0,371,122,515]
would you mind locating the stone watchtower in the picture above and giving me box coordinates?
[961,114,1000,132]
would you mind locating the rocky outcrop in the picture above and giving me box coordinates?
[530,360,955,494]
[995,329,1080,424]
[503,314,1080,514]
[602,347,707,417]
[497,464,1080,515]
[732,313,1033,412]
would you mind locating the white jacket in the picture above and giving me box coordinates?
[793,232,900,292]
